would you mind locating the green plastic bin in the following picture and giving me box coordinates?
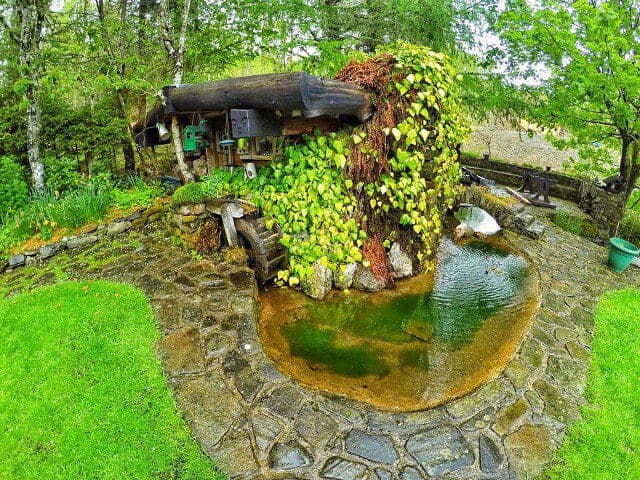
[608,237,640,273]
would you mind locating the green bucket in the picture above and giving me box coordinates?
[608,238,640,273]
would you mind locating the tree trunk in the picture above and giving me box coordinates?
[17,0,46,191]
[25,82,45,191]
[619,135,639,200]
[171,115,194,182]
[159,0,194,182]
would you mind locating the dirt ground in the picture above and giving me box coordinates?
[463,124,580,172]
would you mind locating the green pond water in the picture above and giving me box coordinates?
[259,238,540,410]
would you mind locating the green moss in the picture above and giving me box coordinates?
[544,290,640,479]
[282,320,390,377]
[170,182,205,207]
[0,281,222,479]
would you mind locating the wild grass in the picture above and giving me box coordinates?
[543,289,640,479]
[0,281,222,479]
[0,177,164,259]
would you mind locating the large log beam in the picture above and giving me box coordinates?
[133,72,373,147]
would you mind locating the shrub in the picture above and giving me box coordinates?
[0,156,29,221]
[619,209,640,245]
[112,175,164,210]
[43,155,82,193]
[170,182,205,207]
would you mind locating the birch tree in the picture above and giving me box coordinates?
[1,0,48,191]
[158,0,194,182]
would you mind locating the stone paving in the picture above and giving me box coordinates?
[2,215,639,479]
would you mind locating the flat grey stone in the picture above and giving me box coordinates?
[295,404,339,448]
[406,426,474,476]
[320,457,368,480]
[107,220,132,235]
[261,384,303,420]
[39,242,66,259]
[346,430,398,464]
[269,441,313,470]
[67,235,98,249]
[479,434,503,474]
[375,468,393,480]
[525,220,545,239]
[399,466,424,480]
[252,414,282,453]
[8,254,25,267]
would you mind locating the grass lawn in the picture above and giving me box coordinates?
[544,289,640,479]
[0,281,223,479]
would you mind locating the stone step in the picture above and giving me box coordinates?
[524,220,545,240]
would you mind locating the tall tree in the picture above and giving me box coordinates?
[2,0,48,191]
[497,0,640,203]
[159,0,194,182]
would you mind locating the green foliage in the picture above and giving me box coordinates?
[43,155,83,193]
[251,134,366,286]
[112,175,164,210]
[364,43,468,263]
[496,0,640,195]
[0,281,219,479]
[543,289,640,479]
[169,182,205,207]
[619,209,640,246]
[0,156,29,221]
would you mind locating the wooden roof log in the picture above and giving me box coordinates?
[132,72,373,147]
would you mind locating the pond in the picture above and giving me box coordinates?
[259,237,540,411]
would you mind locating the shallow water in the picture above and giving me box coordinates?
[259,237,540,411]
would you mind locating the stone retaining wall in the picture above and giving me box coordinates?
[461,153,626,232]
[0,199,169,274]
[578,182,627,233]
[458,185,546,239]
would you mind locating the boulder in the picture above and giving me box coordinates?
[334,263,357,289]
[39,242,66,259]
[352,264,386,292]
[388,242,412,279]
[8,254,26,267]
[302,261,333,299]
[453,222,474,242]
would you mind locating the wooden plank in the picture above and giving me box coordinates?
[505,187,532,205]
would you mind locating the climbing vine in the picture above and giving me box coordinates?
[201,43,468,286]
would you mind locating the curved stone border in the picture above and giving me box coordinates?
[0,199,169,274]
[2,218,638,479]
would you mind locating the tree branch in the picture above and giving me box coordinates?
[1,13,20,43]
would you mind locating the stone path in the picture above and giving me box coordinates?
[2,218,638,479]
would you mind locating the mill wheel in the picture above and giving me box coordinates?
[235,215,288,285]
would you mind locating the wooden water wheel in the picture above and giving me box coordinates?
[235,215,288,285]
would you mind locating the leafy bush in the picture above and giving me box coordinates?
[552,210,601,238]
[43,155,83,193]
[0,156,29,221]
[619,209,640,245]
[112,175,164,210]
[552,210,586,235]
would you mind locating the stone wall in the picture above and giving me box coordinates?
[578,182,627,233]
[461,153,626,232]
[460,154,582,202]
[0,199,169,274]
[458,185,546,239]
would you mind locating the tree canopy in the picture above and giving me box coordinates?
[496,0,640,197]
